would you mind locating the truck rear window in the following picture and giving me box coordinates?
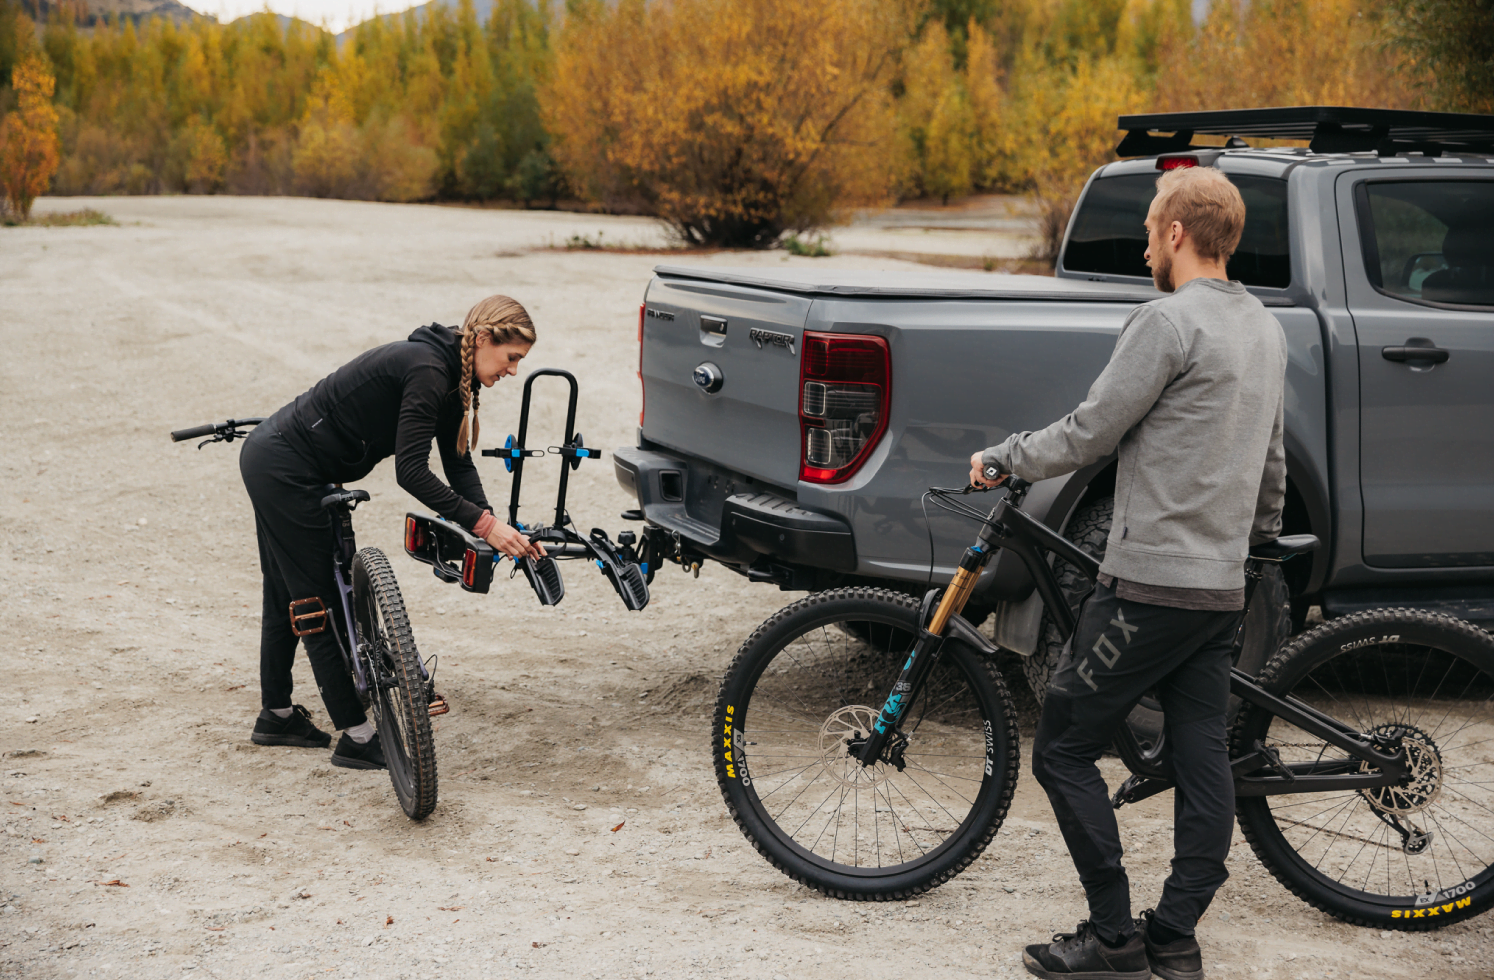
[1063,172,1291,288]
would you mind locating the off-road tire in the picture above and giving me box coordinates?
[1023,496,1291,746]
[353,547,438,820]
[1231,609,1494,930]
[1023,496,1111,700]
[714,587,1020,900]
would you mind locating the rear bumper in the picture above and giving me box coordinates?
[613,445,856,572]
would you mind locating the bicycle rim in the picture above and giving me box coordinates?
[716,588,1018,899]
[1234,609,1494,928]
[353,548,437,820]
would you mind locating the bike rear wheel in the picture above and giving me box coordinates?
[714,587,1019,900]
[353,547,438,820]
[1232,608,1494,929]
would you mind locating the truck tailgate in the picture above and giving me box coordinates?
[641,273,811,489]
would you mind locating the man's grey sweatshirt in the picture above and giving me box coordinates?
[982,277,1287,592]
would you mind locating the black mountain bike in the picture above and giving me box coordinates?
[714,478,1494,930]
[172,419,443,820]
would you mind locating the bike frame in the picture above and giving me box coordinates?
[857,482,1409,800]
[325,492,429,700]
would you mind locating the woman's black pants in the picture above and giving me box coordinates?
[239,424,367,731]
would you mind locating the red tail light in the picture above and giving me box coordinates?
[798,331,891,484]
[1156,155,1197,170]
[462,548,478,587]
[638,303,646,427]
[404,516,426,554]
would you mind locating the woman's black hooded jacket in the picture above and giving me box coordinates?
[269,324,492,531]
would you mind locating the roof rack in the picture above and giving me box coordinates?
[1116,106,1494,158]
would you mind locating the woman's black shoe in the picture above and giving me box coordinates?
[1022,920,1150,979]
[251,705,332,748]
[1137,909,1205,980]
[331,732,387,771]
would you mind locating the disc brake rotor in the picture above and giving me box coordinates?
[818,705,892,788]
[1361,723,1444,815]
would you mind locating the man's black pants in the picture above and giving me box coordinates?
[1031,579,1241,942]
[239,422,367,731]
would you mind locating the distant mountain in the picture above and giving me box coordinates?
[335,0,494,43]
[21,0,208,25]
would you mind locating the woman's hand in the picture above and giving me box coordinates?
[485,522,547,560]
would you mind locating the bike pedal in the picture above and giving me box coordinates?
[288,596,329,636]
[428,695,450,717]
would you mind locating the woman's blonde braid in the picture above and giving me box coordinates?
[457,326,479,456]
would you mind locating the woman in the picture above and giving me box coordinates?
[239,294,544,770]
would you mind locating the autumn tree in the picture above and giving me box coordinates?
[544,0,915,247]
[1383,0,1494,113]
[1,53,60,221]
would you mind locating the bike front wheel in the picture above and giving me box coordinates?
[1232,608,1494,929]
[713,587,1019,900]
[353,547,438,820]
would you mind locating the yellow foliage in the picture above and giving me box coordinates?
[2,53,61,221]
[544,0,915,246]
[181,120,227,193]
[1154,0,1416,112]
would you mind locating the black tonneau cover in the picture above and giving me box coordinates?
[654,265,1162,303]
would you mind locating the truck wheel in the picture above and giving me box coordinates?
[1022,496,1111,702]
[1023,495,1292,748]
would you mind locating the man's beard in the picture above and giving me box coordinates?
[1151,245,1175,292]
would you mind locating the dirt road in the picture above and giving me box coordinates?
[2,197,1488,980]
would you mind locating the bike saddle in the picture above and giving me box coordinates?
[320,488,372,510]
[1250,534,1319,561]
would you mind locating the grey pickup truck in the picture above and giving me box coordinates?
[614,106,1494,696]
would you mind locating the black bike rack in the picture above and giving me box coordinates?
[405,368,664,611]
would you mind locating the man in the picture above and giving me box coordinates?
[969,166,1286,980]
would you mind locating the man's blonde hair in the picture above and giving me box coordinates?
[456,295,537,456]
[1152,166,1246,263]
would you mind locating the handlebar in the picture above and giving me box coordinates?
[170,422,220,442]
[169,417,265,447]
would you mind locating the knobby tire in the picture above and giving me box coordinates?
[714,587,1020,901]
[353,547,438,820]
[1231,608,1494,930]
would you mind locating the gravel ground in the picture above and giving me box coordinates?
[2,196,1491,980]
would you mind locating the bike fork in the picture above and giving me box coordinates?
[855,534,997,767]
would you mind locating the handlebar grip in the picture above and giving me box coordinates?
[171,423,219,442]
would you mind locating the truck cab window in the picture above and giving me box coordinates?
[1357,181,1494,308]
[1063,172,1291,288]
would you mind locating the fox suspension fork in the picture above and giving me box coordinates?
[854,517,1002,768]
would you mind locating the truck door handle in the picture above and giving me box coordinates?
[1382,345,1449,364]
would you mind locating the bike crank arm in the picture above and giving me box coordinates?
[855,535,997,767]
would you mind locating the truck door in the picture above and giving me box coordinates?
[1344,175,1494,568]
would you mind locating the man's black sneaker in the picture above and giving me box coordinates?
[251,705,332,748]
[1022,920,1150,980]
[1138,909,1205,980]
[331,733,387,771]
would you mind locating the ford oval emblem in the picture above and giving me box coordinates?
[693,362,723,393]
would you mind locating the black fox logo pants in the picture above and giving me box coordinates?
[1032,578,1242,942]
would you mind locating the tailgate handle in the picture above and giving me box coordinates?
[701,315,728,337]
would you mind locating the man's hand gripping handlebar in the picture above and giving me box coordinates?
[968,451,1010,492]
